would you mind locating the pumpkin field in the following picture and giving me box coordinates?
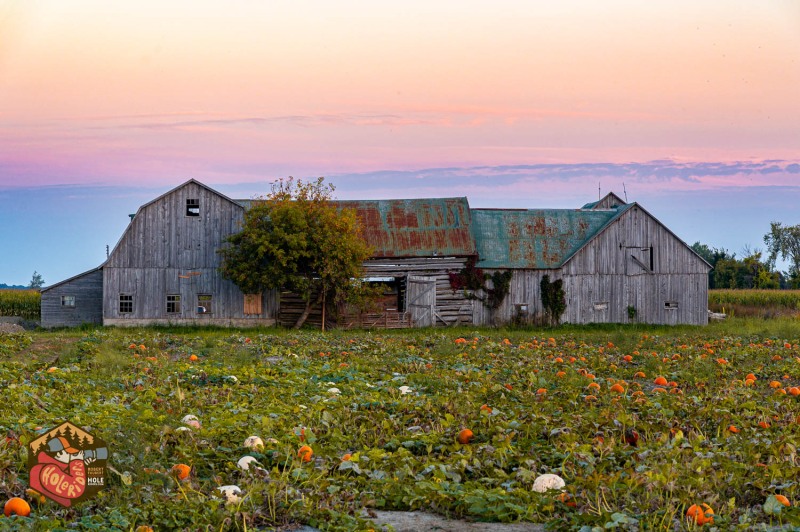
[1,321,800,530]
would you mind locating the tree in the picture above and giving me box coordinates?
[764,222,800,285]
[218,177,373,329]
[28,271,44,289]
[690,242,734,289]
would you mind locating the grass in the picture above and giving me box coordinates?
[1,319,800,530]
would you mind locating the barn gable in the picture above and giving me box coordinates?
[103,179,276,326]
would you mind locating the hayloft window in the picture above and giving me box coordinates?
[119,294,133,313]
[61,295,76,308]
[197,294,212,314]
[626,246,654,275]
[665,301,679,310]
[186,198,200,217]
[167,294,181,313]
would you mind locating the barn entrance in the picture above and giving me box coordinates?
[405,275,436,327]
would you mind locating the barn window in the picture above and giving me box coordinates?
[119,294,133,313]
[244,293,262,315]
[61,295,76,308]
[197,294,212,314]
[186,198,200,217]
[167,294,181,313]
[665,301,679,310]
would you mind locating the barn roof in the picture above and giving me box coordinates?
[471,204,632,269]
[335,198,476,258]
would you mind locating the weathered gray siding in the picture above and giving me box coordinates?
[103,181,277,326]
[41,269,103,328]
[562,205,709,325]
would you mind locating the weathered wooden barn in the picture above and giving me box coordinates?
[42,180,278,328]
[41,182,710,328]
[470,193,711,325]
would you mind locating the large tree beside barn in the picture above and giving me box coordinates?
[218,177,372,329]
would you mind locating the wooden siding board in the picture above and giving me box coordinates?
[41,269,104,328]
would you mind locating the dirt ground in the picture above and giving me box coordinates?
[364,511,545,532]
[0,322,26,333]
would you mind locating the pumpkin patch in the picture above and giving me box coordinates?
[0,325,799,529]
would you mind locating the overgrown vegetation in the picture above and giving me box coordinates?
[448,257,513,314]
[0,289,40,320]
[3,321,800,530]
[218,177,373,329]
[539,275,566,326]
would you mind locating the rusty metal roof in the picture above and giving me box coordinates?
[334,197,476,258]
[471,205,631,269]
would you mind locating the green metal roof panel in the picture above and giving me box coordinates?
[471,206,630,269]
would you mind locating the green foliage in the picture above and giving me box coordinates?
[0,289,40,320]
[765,221,800,279]
[218,177,373,328]
[28,271,45,289]
[1,324,800,529]
[540,275,566,325]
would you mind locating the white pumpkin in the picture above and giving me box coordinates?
[181,414,201,429]
[217,485,243,504]
[532,473,566,493]
[243,436,264,450]
[237,455,260,471]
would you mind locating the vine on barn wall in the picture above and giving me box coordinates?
[449,257,513,311]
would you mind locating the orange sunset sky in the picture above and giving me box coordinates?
[1,1,798,186]
[1,1,800,284]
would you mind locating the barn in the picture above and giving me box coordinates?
[42,180,278,328]
[470,193,711,325]
[41,182,710,327]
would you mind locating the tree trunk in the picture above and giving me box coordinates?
[293,291,324,329]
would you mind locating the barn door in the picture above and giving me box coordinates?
[405,276,436,327]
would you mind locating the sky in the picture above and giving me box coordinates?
[1,1,799,286]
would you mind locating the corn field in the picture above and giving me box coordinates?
[0,289,41,320]
[709,289,800,317]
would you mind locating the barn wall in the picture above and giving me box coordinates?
[278,257,474,328]
[364,257,474,327]
[472,269,558,326]
[41,269,104,328]
[562,206,709,325]
[103,181,278,326]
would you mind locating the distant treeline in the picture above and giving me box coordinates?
[0,283,26,290]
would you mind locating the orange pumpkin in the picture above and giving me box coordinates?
[654,376,668,386]
[456,428,474,444]
[686,503,714,525]
[774,494,791,506]
[297,445,313,462]
[171,463,191,480]
[3,497,31,517]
